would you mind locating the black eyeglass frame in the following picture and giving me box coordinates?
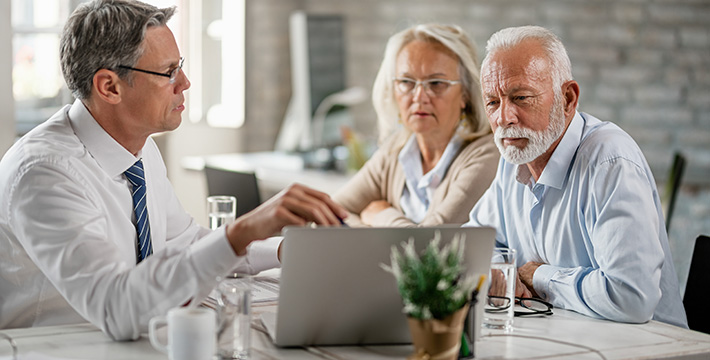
[486,296,554,317]
[118,57,184,84]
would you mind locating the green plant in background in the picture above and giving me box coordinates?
[381,232,476,320]
[340,125,367,172]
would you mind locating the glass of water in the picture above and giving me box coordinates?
[483,247,516,332]
[207,196,237,230]
[216,277,252,359]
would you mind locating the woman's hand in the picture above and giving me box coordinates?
[360,200,392,225]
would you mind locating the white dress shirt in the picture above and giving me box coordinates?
[0,100,280,340]
[398,132,464,223]
[465,111,687,328]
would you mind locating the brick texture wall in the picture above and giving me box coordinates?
[243,0,710,292]
[245,0,710,185]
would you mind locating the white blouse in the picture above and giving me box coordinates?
[398,132,464,223]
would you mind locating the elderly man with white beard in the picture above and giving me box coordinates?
[464,26,688,328]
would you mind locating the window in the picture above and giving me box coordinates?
[11,0,81,135]
[186,0,245,128]
[10,0,190,136]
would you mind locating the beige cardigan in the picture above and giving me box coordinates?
[333,132,500,227]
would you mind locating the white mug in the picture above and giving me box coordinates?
[149,307,216,360]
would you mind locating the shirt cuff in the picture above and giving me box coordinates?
[244,236,282,274]
[532,264,562,301]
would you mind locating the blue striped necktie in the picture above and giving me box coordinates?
[124,159,153,263]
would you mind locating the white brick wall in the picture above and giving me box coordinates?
[241,0,709,292]
[244,0,710,186]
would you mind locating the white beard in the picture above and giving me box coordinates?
[494,94,566,165]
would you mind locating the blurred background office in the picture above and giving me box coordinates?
[1,0,708,293]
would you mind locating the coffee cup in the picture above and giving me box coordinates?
[149,307,216,360]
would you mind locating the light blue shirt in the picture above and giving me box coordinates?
[399,133,463,223]
[465,111,688,328]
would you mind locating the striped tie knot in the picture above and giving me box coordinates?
[124,159,153,263]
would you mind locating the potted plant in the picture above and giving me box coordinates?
[381,231,481,360]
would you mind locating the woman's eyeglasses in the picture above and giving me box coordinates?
[392,77,460,97]
[485,296,554,317]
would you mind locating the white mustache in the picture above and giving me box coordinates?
[495,126,538,140]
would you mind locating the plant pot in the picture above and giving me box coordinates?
[407,303,470,360]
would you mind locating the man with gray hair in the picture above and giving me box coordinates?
[0,0,347,340]
[465,25,687,327]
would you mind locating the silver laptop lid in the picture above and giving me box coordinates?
[274,226,495,347]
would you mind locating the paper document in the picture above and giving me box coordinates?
[250,275,280,303]
[260,312,277,341]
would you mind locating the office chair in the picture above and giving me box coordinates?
[662,152,686,232]
[683,235,710,334]
[204,166,261,218]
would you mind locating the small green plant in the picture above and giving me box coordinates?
[381,231,476,320]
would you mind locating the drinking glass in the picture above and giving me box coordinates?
[483,248,516,332]
[216,276,252,359]
[208,196,236,230]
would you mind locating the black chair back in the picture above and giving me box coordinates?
[663,152,686,232]
[683,235,710,334]
[204,166,261,218]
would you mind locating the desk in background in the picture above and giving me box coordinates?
[182,151,353,198]
[2,270,710,360]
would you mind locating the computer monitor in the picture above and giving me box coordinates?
[275,11,346,152]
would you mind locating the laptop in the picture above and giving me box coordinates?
[262,225,496,347]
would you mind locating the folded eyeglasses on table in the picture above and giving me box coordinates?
[485,296,554,317]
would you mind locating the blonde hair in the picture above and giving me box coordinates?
[372,24,490,146]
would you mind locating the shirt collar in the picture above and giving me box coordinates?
[398,131,464,189]
[68,99,141,178]
[515,111,585,189]
[399,135,424,185]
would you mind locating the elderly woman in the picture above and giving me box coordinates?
[334,24,499,227]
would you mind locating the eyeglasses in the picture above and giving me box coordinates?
[118,57,184,84]
[485,296,554,317]
[392,77,460,97]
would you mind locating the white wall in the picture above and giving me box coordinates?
[0,0,16,156]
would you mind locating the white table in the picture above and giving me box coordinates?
[2,299,710,359]
[181,151,352,197]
